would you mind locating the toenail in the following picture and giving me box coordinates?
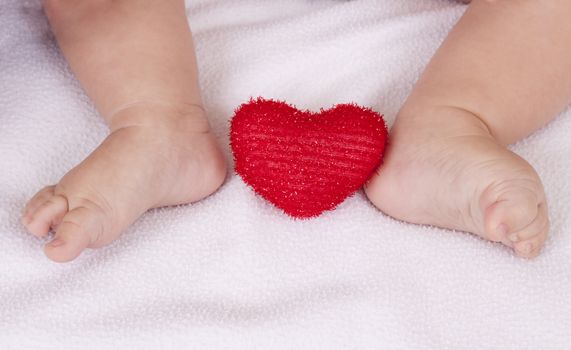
[508,234,519,243]
[48,238,65,247]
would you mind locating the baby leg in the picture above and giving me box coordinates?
[22,0,227,262]
[366,0,571,257]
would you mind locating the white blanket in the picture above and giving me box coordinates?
[1,0,571,348]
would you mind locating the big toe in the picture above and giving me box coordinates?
[44,206,103,263]
[483,183,549,258]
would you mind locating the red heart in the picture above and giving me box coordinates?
[230,97,388,218]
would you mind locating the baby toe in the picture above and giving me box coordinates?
[507,202,549,244]
[22,185,55,221]
[484,191,541,243]
[514,229,548,259]
[44,206,102,263]
[24,194,68,238]
[512,208,549,259]
[484,186,550,258]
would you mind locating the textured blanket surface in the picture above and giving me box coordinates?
[1,0,571,349]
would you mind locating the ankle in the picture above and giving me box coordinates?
[106,101,210,133]
[397,103,495,140]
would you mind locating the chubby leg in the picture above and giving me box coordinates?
[365,0,571,257]
[22,0,227,262]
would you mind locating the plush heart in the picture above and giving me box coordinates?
[230,97,388,218]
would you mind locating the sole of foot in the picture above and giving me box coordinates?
[365,106,549,258]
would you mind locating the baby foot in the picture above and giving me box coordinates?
[21,104,227,262]
[365,106,549,258]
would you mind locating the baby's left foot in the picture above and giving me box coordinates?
[365,106,549,258]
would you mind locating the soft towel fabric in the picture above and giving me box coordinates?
[1,0,571,349]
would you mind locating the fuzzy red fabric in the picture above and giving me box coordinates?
[230,97,388,218]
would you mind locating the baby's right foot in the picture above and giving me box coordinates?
[365,106,549,258]
[22,104,227,262]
